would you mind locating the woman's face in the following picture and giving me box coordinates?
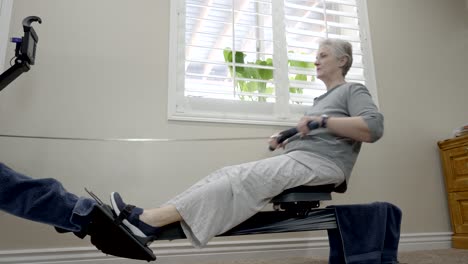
[314,45,343,80]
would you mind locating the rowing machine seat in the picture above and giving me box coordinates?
[271,182,347,214]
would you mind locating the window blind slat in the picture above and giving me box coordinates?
[284,3,326,14]
[186,89,276,99]
[325,0,357,6]
[286,28,327,38]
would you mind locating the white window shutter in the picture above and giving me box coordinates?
[168,0,376,126]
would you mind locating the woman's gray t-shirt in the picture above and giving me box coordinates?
[284,82,384,182]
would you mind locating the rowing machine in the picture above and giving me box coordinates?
[83,122,346,261]
[83,181,346,262]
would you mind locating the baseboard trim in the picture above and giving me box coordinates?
[0,232,453,264]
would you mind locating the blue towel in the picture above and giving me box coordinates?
[327,202,402,264]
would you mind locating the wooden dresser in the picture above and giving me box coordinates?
[438,135,468,249]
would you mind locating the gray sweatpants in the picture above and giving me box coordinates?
[164,152,344,248]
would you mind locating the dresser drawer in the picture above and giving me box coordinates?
[441,145,468,191]
[449,191,468,234]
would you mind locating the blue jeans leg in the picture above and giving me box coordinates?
[0,162,96,232]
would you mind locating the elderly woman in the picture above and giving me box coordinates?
[111,38,384,248]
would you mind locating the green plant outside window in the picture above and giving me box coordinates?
[223,48,315,103]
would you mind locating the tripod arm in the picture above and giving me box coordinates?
[0,60,31,92]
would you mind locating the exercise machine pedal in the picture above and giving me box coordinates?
[85,188,156,262]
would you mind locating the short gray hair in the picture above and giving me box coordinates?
[319,39,353,77]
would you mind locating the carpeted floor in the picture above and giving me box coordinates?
[205,249,468,264]
[398,249,468,264]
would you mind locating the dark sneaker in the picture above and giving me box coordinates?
[110,192,161,238]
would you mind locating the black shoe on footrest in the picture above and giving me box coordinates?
[85,189,157,262]
[110,191,161,239]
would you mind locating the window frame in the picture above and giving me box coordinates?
[167,0,378,127]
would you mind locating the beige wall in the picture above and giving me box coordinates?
[0,0,467,250]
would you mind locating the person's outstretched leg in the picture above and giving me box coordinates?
[109,153,344,248]
[0,162,157,261]
[0,162,96,232]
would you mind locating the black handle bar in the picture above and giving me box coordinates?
[268,121,320,151]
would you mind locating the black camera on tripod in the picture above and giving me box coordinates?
[0,16,42,92]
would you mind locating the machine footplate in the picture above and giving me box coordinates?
[86,189,156,262]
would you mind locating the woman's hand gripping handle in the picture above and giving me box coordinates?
[268,121,320,151]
